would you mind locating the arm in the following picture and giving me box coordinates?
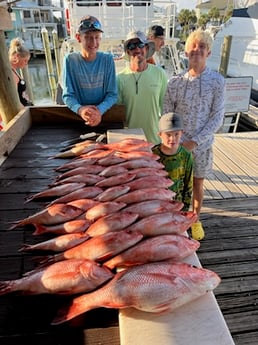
[62,54,82,114]
[159,69,168,114]
[96,54,118,115]
[162,77,177,114]
[192,76,225,145]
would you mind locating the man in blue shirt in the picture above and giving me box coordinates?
[62,15,118,127]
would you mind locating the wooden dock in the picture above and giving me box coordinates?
[204,131,258,200]
[201,131,258,345]
[0,113,257,344]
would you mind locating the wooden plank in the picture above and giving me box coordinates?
[204,132,258,200]
[212,147,256,197]
[0,108,31,165]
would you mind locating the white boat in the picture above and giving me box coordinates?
[61,0,182,75]
[207,0,258,103]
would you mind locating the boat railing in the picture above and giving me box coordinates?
[65,0,177,40]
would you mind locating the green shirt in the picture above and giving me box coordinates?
[117,64,168,144]
[152,144,193,210]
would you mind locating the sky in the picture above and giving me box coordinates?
[176,0,197,12]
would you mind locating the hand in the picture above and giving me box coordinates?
[182,140,198,152]
[79,106,102,127]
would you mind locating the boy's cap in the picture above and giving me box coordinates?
[148,25,165,37]
[77,15,103,33]
[123,30,155,59]
[159,113,184,132]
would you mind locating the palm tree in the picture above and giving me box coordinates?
[178,9,197,42]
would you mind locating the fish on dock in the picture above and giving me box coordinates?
[122,199,184,218]
[55,157,99,172]
[95,172,136,188]
[19,232,90,252]
[49,173,104,186]
[125,211,198,236]
[47,186,103,205]
[103,234,200,269]
[9,203,85,229]
[51,261,221,324]
[32,219,92,236]
[25,182,86,203]
[123,175,173,190]
[55,165,104,181]
[0,259,114,295]
[42,229,143,264]
[114,188,175,204]
[85,201,127,221]
[86,211,139,237]
[113,158,165,170]
[94,185,131,202]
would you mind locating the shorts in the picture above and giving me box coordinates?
[193,146,213,178]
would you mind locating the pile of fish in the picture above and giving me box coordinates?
[2,136,221,325]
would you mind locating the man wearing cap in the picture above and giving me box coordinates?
[147,25,165,67]
[117,30,168,144]
[152,112,193,211]
[62,15,117,127]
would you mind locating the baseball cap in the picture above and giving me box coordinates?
[77,15,103,34]
[148,25,165,37]
[123,31,155,60]
[159,113,184,132]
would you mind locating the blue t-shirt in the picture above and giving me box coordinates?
[62,51,118,115]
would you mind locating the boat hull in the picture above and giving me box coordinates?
[207,4,258,102]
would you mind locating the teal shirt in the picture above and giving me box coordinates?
[117,64,167,144]
[152,144,193,210]
[62,52,117,115]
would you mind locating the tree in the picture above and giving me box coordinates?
[208,6,221,25]
[198,13,210,29]
[178,9,197,41]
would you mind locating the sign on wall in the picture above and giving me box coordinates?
[225,76,253,113]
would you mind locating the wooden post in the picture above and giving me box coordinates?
[219,35,232,77]
[41,27,57,101]
[52,29,61,80]
[0,30,22,125]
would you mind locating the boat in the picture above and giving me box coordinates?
[61,0,182,75]
[207,0,258,103]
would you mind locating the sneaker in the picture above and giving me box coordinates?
[191,221,205,240]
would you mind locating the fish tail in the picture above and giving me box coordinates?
[8,221,22,230]
[24,194,36,203]
[18,244,32,252]
[32,224,46,235]
[52,295,95,325]
[0,281,14,295]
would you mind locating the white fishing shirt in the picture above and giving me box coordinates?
[163,67,225,150]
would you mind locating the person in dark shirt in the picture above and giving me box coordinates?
[8,38,33,106]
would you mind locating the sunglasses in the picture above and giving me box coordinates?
[78,19,102,32]
[127,42,146,50]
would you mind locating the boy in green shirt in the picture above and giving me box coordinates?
[152,113,195,235]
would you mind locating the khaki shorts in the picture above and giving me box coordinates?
[193,147,213,178]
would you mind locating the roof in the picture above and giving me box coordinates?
[196,0,234,10]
